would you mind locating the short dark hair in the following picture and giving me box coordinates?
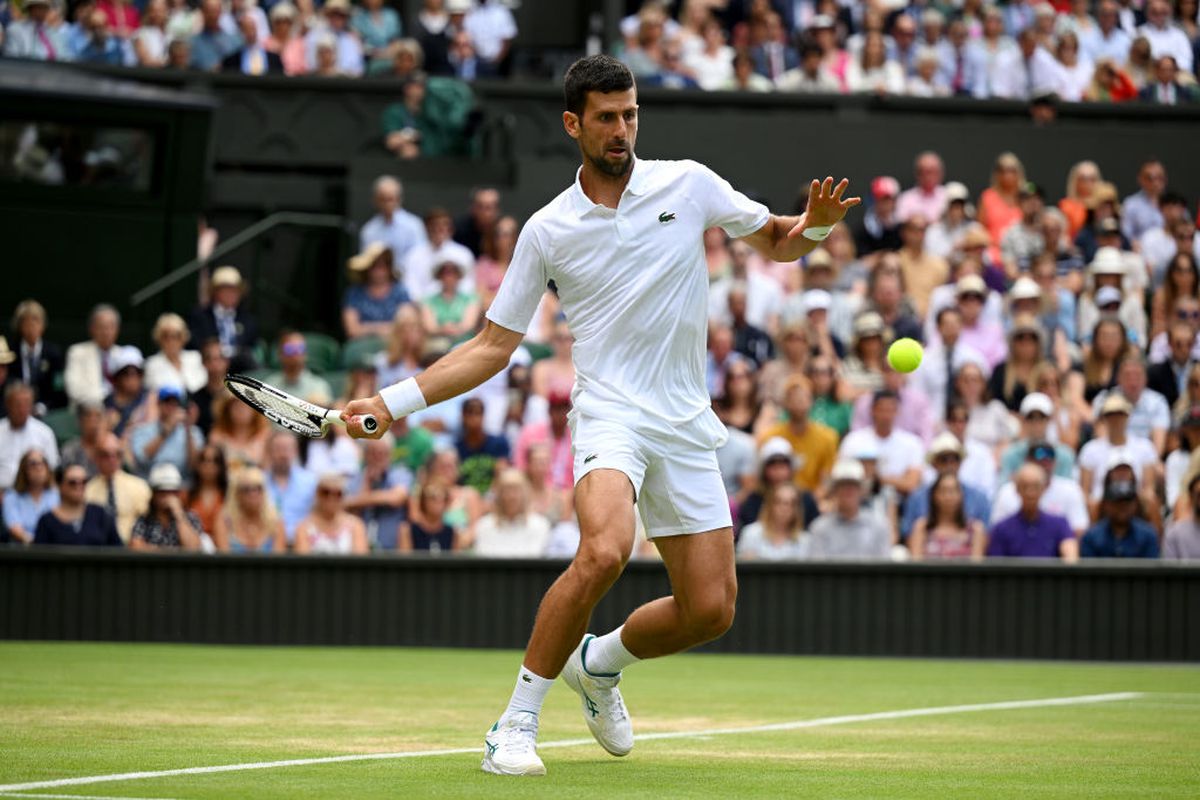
[1160,191,1188,208]
[462,397,485,414]
[935,305,962,327]
[564,55,634,117]
[872,389,900,407]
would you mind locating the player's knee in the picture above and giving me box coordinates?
[684,581,737,642]
[570,543,627,595]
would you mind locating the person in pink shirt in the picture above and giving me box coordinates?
[513,391,573,491]
[953,274,1008,368]
[265,2,307,76]
[896,151,948,224]
[850,363,935,445]
[978,152,1025,251]
[97,0,139,39]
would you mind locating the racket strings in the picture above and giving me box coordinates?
[235,384,324,437]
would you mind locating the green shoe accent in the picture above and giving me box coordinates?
[580,634,620,679]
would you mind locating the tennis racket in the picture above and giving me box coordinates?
[224,373,377,438]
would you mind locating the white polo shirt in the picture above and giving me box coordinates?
[487,159,769,431]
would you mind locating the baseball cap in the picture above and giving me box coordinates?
[211,266,243,289]
[148,463,183,492]
[871,176,900,200]
[1009,277,1041,301]
[853,311,885,338]
[759,436,794,466]
[1019,392,1054,418]
[956,274,987,297]
[927,432,964,463]
[1095,286,1123,308]
[1027,441,1057,463]
[157,385,186,404]
[830,458,866,484]
[1100,393,1133,416]
[1090,247,1125,275]
[1103,479,1138,502]
[1105,448,1136,472]
[945,182,970,204]
[802,289,832,314]
[109,346,144,375]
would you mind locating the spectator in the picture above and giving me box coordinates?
[145,313,205,394]
[1000,181,1047,276]
[776,42,841,92]
[888,13,920,76]
[1079,478,1160,557]
[530,321,575,401]
[642,37,701,89]
[953,275,1008,369]
[190,0,239,70]
[404,207,476,303]
[190,339,228,437]
[909,472,986,560]
[896,151,948,225]
[3,450,59,544]
[953,360,1019,460]
[896,216,949,321]
[453,186,500,258]
[1059,161,1104,238]
[924,183,974,260]
[807,355,851,438]
[986,463,1079,561]
[978,152,1025,248]
[352,0,401,63]
[222,12,283,74]
[129,386,203,478]
[472,468,551,556]
[1126,36,1157,87]
[188,266,259,372]
[360,176,428,268]
[845,31,904,94]
[758,375,838,493]
[736,437,820,533]
[1166,407,1200,513]
[737,482,811,561]
[264,331,333,407]
[1144,197,1199,290]
[908,46,950,96]
[720,49,775,91]
[839,389,924,497]
[455,396,509,494]
[1092,355,1172,453]
[213,466,287,553]
[999,392,1078,482]
[1140,54,1200,103]
[3,0,70,61]
[728,285,774,367]
[1079,393,1161,506]
[851,361,934,445]
[34,464,122,547]
[1083,316,1134,403]
[1084,56,1140,101]
[1139,0,1194,73]
[943,400,1002,501]
[476,215,518,308]
[345,434,410,550]
[303,0,362,75]
[186,443,226,537]
[382,71,475,158]
[1028,257,1080,352]
[750,11,796,82]
[342,243,411,341]
[374,305,426,389]
[84,431,150,543]
[10,299,65,412]
[445,27,479,80]
[0,383,59,491]
[264,2,306,75]
[293,472,369,554]
[421,259,481,345]
[514,390,573,487]
[715,357,769,437]
[841,312,888,397]
[60,401,108,478]
[1083,1,1132,64]
[809,459,892,560]
[989,316,1049,413]
[900,432,992,543]
[939,18,975,96]
[400,479,459,552]
[1122,159,1168,243]
[853,176,903,255]
[685,18,734,90]
[524,441,573,525]
[208,394,270,471]
[461,0,515,76]
[918,306,983,419]
[64,303,122,407]
[103,347,151,439]
[967,6,1018,98]
[1163,472,1200,559]
[73,7,120,63]
[1054,31,1095,102]
[1148,321,1193,408]
[710,237,784,334]
[166,35,192,69]
[129,463,203,551]
[260,430,316,543]
[991,441,1091,537]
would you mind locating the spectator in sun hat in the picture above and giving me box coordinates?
[1078,247,1147,346]
[189,266,259,372]
[129,385,203,480]
[953,275,1007,369]
[342,242,411,341]
[264,1,307,75]
[841,312,888,397]
[1091,355,1171,453]
[736,436,820,534]
[1081,479,1160,558]
[403,207,476,303]
[924,182,975,260]
[3,0,71,61]
[853,176,903,255]
[1078,393,1160,505]
[899,431,992,542]
[990,441,1091,538]
[129,463,204,551]
[999,392,1077,483]
[809,459,892,560]
[421,257,481,346]
[304,0,363,75]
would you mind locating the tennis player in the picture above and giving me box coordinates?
[343,54,860,776]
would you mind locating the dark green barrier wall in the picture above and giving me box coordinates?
[3,550,1197,661]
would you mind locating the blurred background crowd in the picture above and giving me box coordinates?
[4,141,1200,562]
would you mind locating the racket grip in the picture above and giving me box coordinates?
[362,415,378,434]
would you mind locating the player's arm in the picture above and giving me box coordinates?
[342,320,523,438]
[740,177,861,263]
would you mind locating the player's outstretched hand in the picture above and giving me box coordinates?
[342,395,393,439]
[788,177,862,239]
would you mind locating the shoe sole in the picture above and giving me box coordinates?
[481,755,546,777]
[561,651,633,758]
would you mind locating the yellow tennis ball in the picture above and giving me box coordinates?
[887,338,923,373]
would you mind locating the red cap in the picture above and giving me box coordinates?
[871,176,900,199]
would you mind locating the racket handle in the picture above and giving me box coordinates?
[362,415,378,434]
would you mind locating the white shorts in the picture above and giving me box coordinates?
[569,409,733,539]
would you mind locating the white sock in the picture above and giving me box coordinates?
[583,625,641,676]
[501,665,555,721]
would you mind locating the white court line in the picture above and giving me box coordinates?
[0,794,180,800]
[0,692,1143,794]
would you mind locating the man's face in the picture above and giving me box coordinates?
[96,434,122,477]
[91,311,119,350]
[784,384,812,420]
[1139,162,1167,196]
[1109,496,1137,524]
[1098,2,1118,31]
[1147,0,1170,26]
[60,466,89,503]
[1016,472,1044,509]
[472,189,500,226]
[728,291,747,322]
[957,291,984,324]
[202,343,228,378]
[375,184,400,216]
[567,89,638,179]
[280,336,307,373]
[238,14,257,43]
[1156,56,1178,84]
[462,402,485,434]
[268,435,296,471]
[213,284,241,310]
[872,397,898,434]
[364,439,390,469]
[893,19,916,48]
[1103,410,1129,438]
[1020,194,1043,220]
[428,214,452,243]
[916,156,942,190]
[937,309,962,344]
[1024,411,1050,440]
[6,389,32,427]
[834,481,862,515]
[932,451,961,476]
[901,219,927,249]
[1170,328,1193,363]
[201,0,222,28]
[18,312,44,344]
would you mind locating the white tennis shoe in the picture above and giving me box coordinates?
[560,634,634,757]
[481,711,546,776]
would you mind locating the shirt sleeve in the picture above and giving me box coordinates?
[693,163,770,239]
[485,223,548,335]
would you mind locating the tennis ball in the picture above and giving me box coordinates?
[887,338,923,374]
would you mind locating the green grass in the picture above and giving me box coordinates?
[1,643,1198,798]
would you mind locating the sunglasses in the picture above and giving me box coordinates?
[98,450,121,458]
[1013,332,1038,341]
[238,484,264,493]
[281,342,307,356]
[960,293,985,302]
[1177,310,1200,320]
[318,487,343,498]
[62,478,86,487]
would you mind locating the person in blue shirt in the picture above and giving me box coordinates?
[454,397,510,494]
[74,9,123,65]
[264,430,318,545]
[190,0,240,71]
[900,432,990,541]
[1081,479,1161,559]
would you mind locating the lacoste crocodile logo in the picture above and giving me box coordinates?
[584,454,599,464]
[658,212,676,224]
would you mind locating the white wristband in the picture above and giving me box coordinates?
[379,377,427,419]
[801,225,834,242]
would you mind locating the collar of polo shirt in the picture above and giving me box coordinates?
[570,159,651,217]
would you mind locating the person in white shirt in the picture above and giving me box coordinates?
[359,175,428,268]
[992,28,1065,100]
[1078,393,1161,504]
[401,207,477,301]
[0,384,61,490]
[839,389,925,496]
[1082,0,1132,65]
[144,313,206,394]
[341,54,861,777]
[64,304,122,407]
[683,18,734,90]
[471,468,552,556]
[463,0,516,76]
[1138,0,1194,73]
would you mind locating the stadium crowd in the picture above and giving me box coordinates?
[3,145,1200,562]
[2,0,1198,106]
